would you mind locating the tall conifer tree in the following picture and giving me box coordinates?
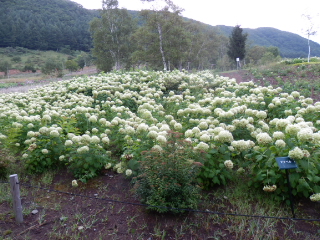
[227,25,248,62]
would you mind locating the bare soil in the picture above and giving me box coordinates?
[219,70,253,84]
[1,168,320,239]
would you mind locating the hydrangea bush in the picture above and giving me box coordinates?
[0,70,319,201]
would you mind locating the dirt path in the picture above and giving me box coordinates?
[0,67,98,94]
[218,70,253,83]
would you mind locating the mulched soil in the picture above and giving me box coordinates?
[1,167,320,239]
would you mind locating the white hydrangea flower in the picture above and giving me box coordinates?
[42,114,51,122]
[192,127,201,134]
[216,130,234,143]
[256,132,272,145]
[91,136,100,144]
[72,180,78,187]
[302,149,310,158]
[65,140,73,146]
[117,167,124,174]
[99,118,107,125]
[185,129,193,138]
[231,140,255,152]
[156,135,167,145]
[312,132,320,144]
[200,134,211,142]
[256,111,267,119]
[89,115,98,123]
[92,128,99,133]
[152,145,163,151]
[41,149,49,154]
[310,193,320,202]
[77,146,90,154]
[285,124,301,135]
[198,121,208,130]
[102,137,110,144]
[195,142,209,151]
[288,147,304,159]
[224,160,233,169]
[81,134,91,143]
[273,131,285,140]
[137,123,149,133]
[105,163,112,169]
[174,122,182,131]
[27,131,36,137]
[276,119,290,129]
[275,139,286,148]
[50,130,60,137]
[125,169,133,176]
[291,91,300,98]
[263,185,277,192]
[297,128,314,142]
[147,130,158,139]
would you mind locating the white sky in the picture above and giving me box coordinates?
[72,0,320,44]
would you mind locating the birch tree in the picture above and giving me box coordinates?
[138,0,183,70]
[301,13,318,62]
[90,0,136,72]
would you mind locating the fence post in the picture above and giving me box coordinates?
[9,174,23,223]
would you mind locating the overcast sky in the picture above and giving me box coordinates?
[72,0,320,44]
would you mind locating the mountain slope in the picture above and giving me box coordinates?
[0,0,98,51]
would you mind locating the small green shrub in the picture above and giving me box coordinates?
[66,144,110,183]
[133,131,203,213]
[197,142,237,189]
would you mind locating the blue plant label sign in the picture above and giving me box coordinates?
[275,157,298,170]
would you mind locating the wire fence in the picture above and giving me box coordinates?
[1,179,320,223]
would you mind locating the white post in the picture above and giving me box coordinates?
[10,174,23,223]
[236,58,240,70]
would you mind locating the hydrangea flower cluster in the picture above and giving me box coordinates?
[288,147,305,160]
[263,185,277,192]
[310,193,320,202]
[256,132,272,145]
[224,160,234,169]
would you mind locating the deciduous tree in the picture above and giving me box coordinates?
[0,60,11,77]
[301,13,318,62]
[90,0,136,72]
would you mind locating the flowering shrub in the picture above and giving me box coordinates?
[0,70,319,202]
[22,126,66,173]
[133,131,203,213]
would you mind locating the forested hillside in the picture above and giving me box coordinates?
[0,0,98,51]
[1,0,319,59]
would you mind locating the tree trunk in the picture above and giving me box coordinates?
[157,23,167,71]
[308,35,311,63]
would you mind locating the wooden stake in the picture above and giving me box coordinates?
[9,174,23,223]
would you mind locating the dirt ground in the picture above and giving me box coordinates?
[1,168,320,240]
